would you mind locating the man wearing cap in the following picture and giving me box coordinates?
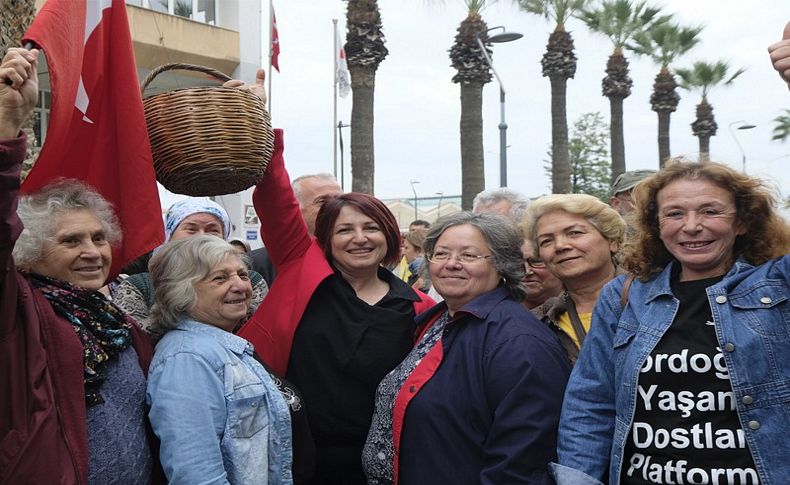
[609,169,656,216]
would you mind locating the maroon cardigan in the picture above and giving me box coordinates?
[0,133,159,484]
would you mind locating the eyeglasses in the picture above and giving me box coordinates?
[428,250,494,264]
[524,257,546,269]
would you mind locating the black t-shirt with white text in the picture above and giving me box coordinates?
[622,270,760,484]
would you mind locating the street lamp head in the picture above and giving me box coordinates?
[488,31,523,43]
[479,26,524,44]
[737,124,756,130]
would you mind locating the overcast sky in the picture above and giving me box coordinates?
[223,0,790,203]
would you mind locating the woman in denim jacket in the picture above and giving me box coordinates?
[146,236,293,484]
[553,161,790,485]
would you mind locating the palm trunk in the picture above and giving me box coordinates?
[550,76,571,193]
[609,96,626,183]
[657,110,671,166]
[460,82,485,210]
[698,135,710,162]
[691,98,717,164]
[349,66,375,194]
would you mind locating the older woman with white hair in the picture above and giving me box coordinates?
[363,212,571,484]
[1,47,161,484]
[115,197,268,331]
[145,236,293,484]
[521,194,625,364]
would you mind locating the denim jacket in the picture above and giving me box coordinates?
[552,257,790,485]
[147,320,293,485]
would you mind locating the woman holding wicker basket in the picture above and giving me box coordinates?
[229,70,435,484]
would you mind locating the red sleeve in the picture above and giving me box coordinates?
[252,129,312,268]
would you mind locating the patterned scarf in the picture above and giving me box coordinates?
[30,273,134,406]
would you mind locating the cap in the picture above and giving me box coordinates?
[611,170,657,195]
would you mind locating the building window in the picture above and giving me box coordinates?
[133,0,216,25]
[33,90,51,147]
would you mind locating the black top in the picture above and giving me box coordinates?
[623,267,759,484]
[287,266,420,484]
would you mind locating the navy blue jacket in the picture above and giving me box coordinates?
[394,287,571,484]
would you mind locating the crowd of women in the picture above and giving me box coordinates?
[1,27,789,484]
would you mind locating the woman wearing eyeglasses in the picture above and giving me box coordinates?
[520,240,563,310]
[521,194,625,364]
[363,212,571,484]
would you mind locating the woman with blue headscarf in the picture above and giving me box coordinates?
[115,198,268,333]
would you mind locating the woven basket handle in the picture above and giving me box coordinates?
[140,63,233,95]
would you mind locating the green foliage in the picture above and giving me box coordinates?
[517,0,587,27]
[772,109,790,143]
[578,0,669,49]
[545,112,612,201]
[628,21,703,67]
[675,60,745,98]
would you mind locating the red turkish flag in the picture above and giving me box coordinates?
[271,6,280,72]
[22,0,164,278]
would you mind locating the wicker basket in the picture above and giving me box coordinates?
[141,63,274,196]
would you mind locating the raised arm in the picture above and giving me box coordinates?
[252,131,312,267]
[222,69,312,268]
[1,48,38,334]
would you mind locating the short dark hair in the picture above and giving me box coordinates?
[409,219,431,229]
[314,192,402,267]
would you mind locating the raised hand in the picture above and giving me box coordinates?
[222,68,267,105]
[0,47,39,139]
[768,21,790,87]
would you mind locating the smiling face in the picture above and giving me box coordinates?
[171,213,224,241]
[657,178,744,281]
[29,209,112,290]
[521,240,563,309]
[330,205,388,276]
[429,224,500,313]
[189,255,252,331]
[535,211,618,289]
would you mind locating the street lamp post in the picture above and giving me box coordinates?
[728,120,756,173]
[475,26,523,188]
[436,191,444,218]
[410,180,420,221]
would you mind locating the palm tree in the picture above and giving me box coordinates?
[1,0,38,179]
[772,109,790,143]
[345,0,388,195]
[450,0,493,209]
[675,61,744,162]
[629,22,702,167]
[518,0,587,194]
[579,0,667,182]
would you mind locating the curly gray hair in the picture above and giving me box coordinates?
[148,235,248,334]
[13,179,122,269]
[424,211,526,301]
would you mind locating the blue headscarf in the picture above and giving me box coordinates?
[164,198,231,242]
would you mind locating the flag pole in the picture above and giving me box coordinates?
[332,18,339,181]
[267,0,273,112]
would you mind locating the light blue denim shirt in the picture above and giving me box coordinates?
[552,257,790,485]
[147,319,293,485]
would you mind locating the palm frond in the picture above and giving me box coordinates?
[772,109,790,142]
